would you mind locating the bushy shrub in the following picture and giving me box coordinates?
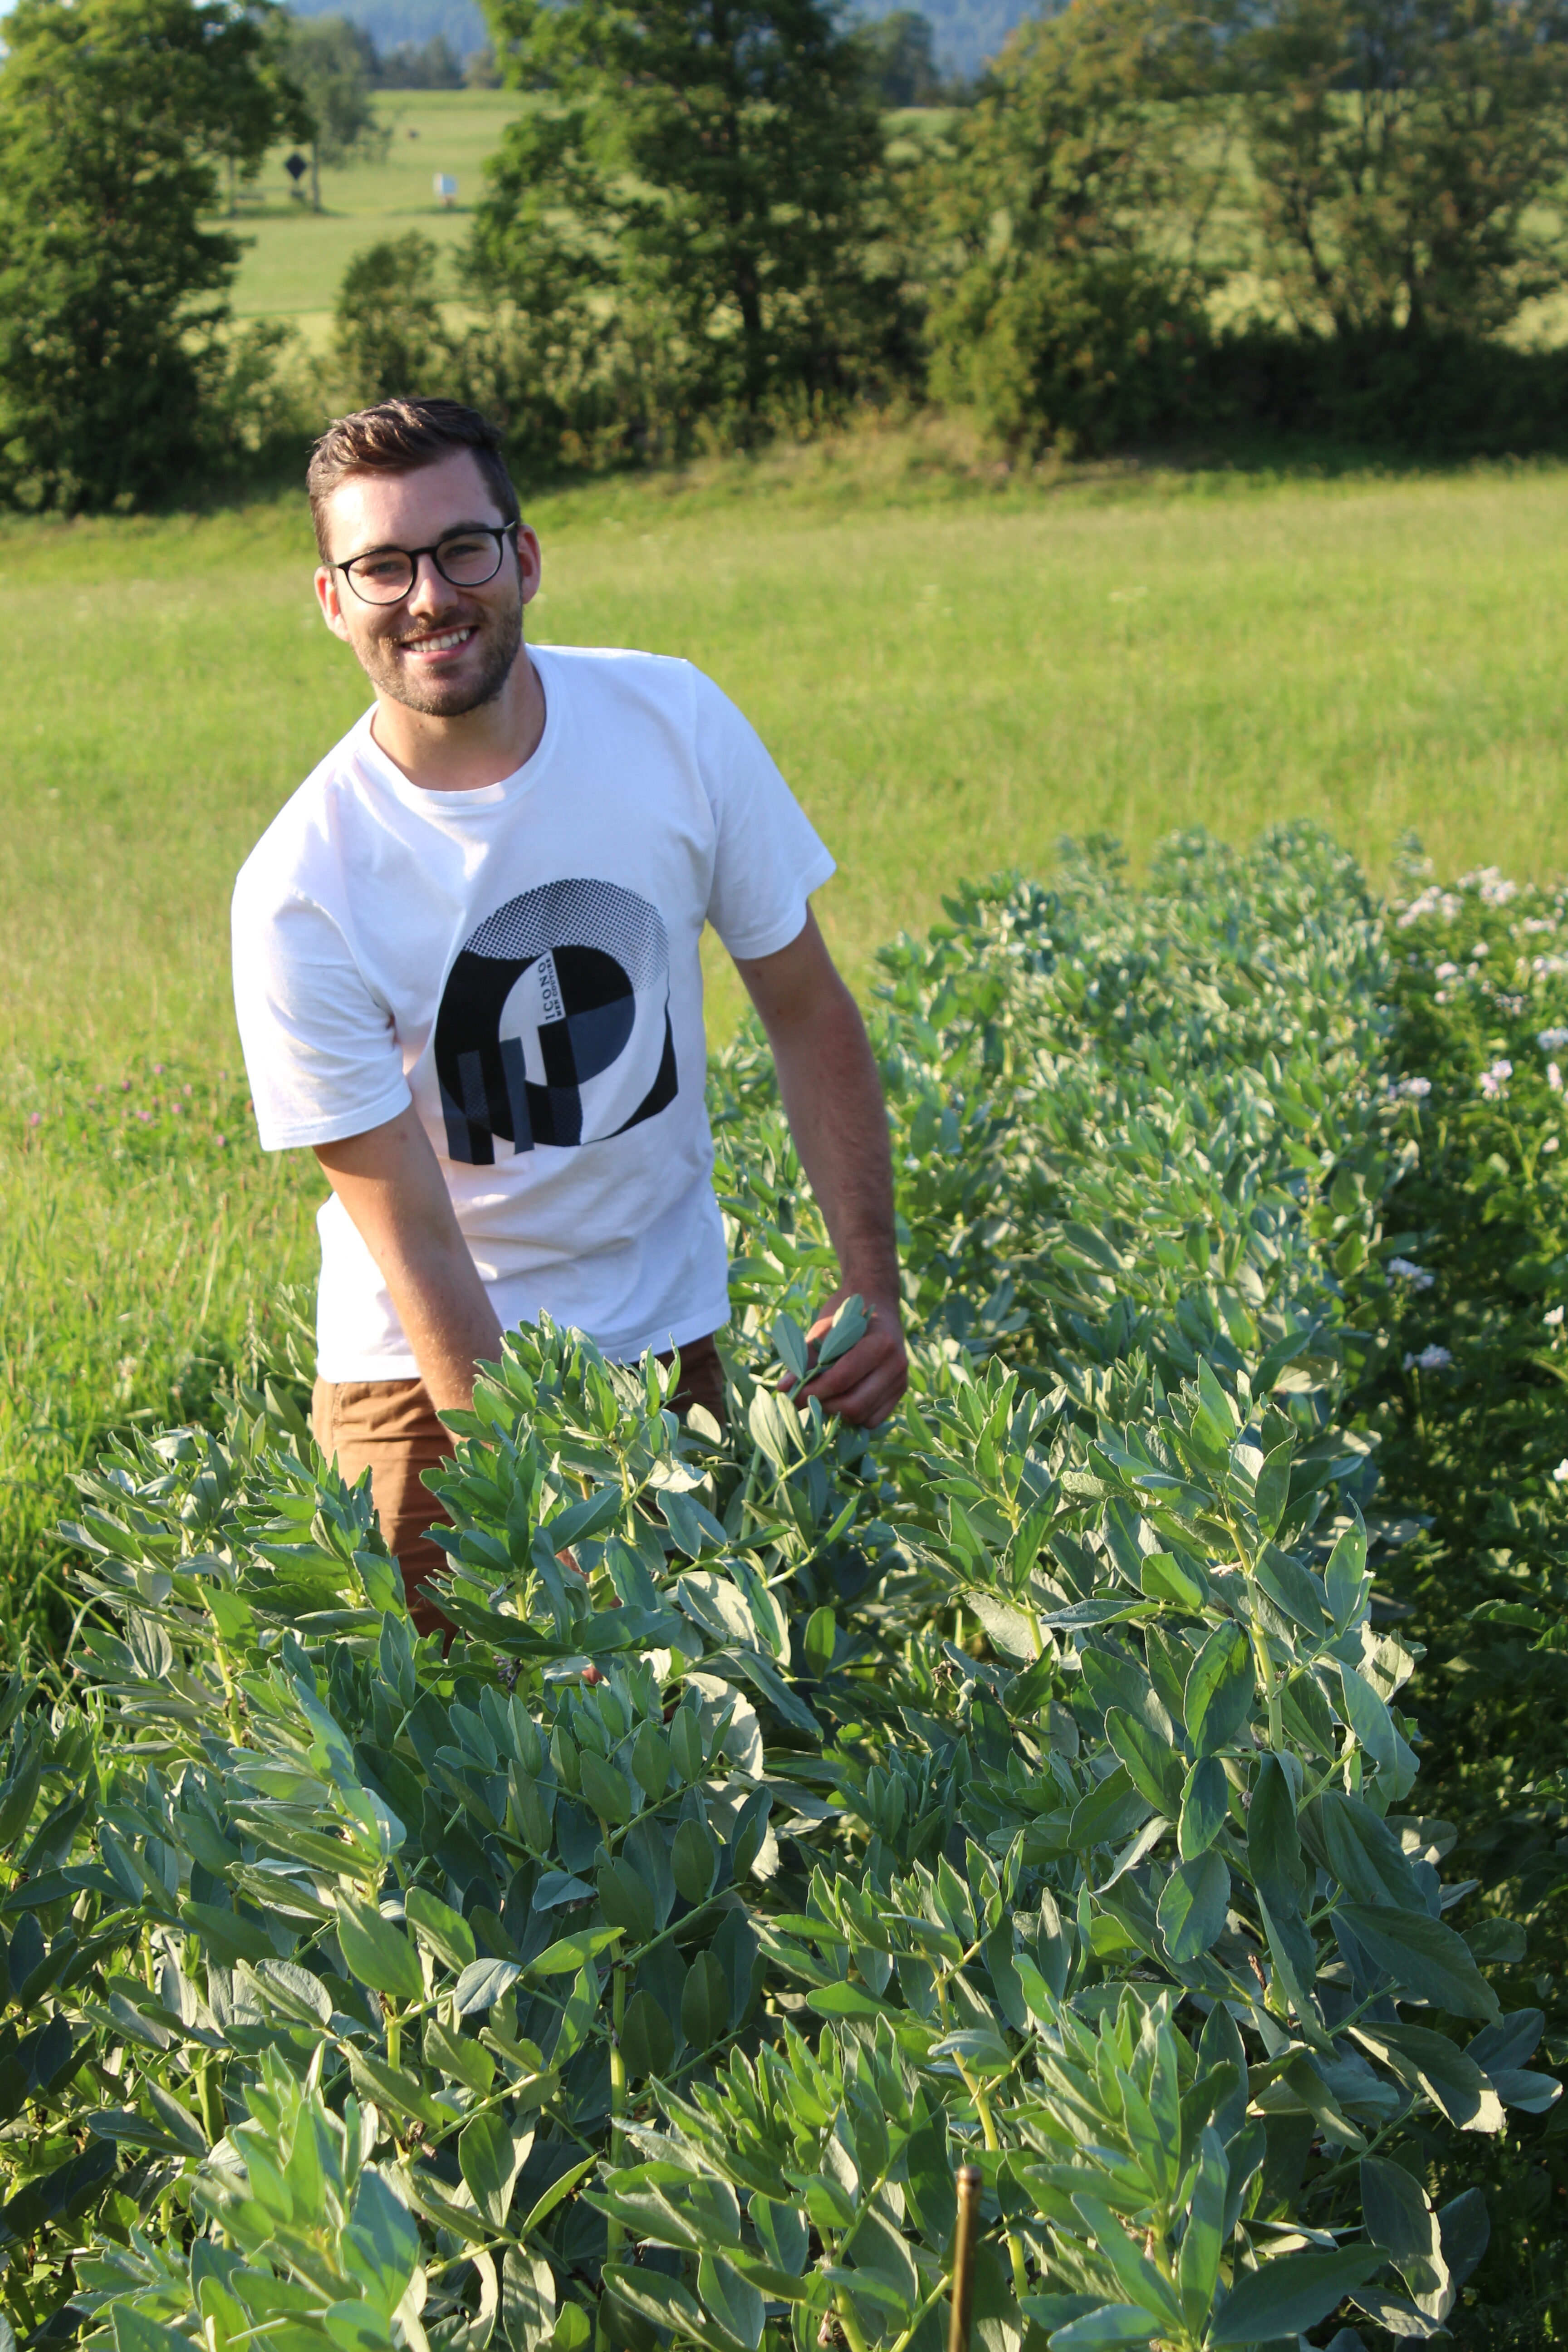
[1,829,1557,2350]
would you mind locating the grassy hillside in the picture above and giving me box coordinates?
[222,88,520,344]
[5,446,1568,1637]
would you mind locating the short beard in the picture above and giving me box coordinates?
[358,591,525,718]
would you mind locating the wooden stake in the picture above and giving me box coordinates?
[947,2164,983,2352]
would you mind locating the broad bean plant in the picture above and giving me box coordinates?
[0,829,1556,2352]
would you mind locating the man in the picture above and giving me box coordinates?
[233,396,906,1629]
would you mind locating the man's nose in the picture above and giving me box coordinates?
[405,553,456,614]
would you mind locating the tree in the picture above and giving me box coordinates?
[333,230,452,402]
[923,0,1228,449]
[0,0,306,510]
[469,0,913,435]
[283,12,390,209]
[861,7,947,104]
[376,31,467,84]
[1238,0,1568,343]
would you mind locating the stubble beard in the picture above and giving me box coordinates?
[358,590,525,718]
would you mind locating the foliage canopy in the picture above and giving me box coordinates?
[2,829,1559,2349]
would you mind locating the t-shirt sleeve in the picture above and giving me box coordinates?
[232,860,412,1152]
[692,669,835,959]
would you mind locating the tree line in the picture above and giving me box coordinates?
[3,0,1568,511]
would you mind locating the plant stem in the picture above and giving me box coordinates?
[956,2063,1029,2302]
[598,1963,628,2352]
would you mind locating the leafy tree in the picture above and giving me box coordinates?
[0,0,307,511]
[375,30,468,84]
[283,11,390,209]
[333,230,452,402]
[924,0,1227,449]
[861,7,948,104]
[1238,0,1568,342]
[469,0,914,436]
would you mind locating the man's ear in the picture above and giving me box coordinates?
[314,564,352,642]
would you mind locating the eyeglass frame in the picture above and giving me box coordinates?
[331,519,522,606]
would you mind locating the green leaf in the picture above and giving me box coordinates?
[1043,2308,1156,2349]
[620,1987,676,2078]
[698,2250,765,2352]
[529,1926,623,1976]
[406,1886,477,1972]
[1105,1707,1184,1815]
[682,1948,729,2049]
[1157,1852,1230,1963]
[672,1816,719,1903]
[1253,1440,1294,1538]
[335,1891,424,2001]
[1338,1903,1502,2023]
[579,1751,634,1827]
[1178,1757,1229,1858]
[1206,2247,1381,2344]
[1177,2127,1228,2333]
[454,1956,524,2014]
[502,2249,557,2352]
[516,2154,597,2239]
[804,1606,837,1679]
[1325,1509,1368,1628]
[459,2109,531,2229]
[1183,1623,1253,1757]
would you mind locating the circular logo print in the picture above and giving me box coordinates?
[433,878,677,1163]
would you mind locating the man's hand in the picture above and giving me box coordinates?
[734,912,909,1428]
[789,1287,908,1427]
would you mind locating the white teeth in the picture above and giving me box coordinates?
[405,628,473,652]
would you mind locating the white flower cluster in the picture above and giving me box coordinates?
[1388,1256,1436,1291]
[1434,961,1460,981]
[1393,1074,1431,1100]
[1554,1459,1568,1484]
[1396,886,1463,928]
[1533,956,1568,977]
[1525,916,1561,935]
[1546,1305,1565,1328]
[1458,866,1520,906]
[1479,1058,1513,1100]
[1539,1028,1568,1050]
[1404,1344,1453,1371]
[1551,1064,1563,1095]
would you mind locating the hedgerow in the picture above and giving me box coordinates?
[0,828,1559,2352]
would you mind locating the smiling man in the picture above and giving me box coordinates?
[231,396,906,1628]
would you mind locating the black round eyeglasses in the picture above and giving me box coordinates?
[334,521,519,606]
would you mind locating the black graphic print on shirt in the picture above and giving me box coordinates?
[433,877,678,1165]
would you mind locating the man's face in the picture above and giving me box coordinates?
[314,449,542,719]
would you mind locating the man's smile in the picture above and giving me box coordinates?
[399,626,477,657]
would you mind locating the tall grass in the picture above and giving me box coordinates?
[5,446,1568,1642]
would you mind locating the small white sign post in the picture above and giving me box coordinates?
[434,173,458,209]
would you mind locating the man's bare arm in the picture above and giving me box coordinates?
[313,1106,503,1413]
[733,911,908,1426]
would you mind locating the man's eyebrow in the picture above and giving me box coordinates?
[337,520,505,563]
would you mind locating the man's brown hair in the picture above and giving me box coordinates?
[307,397,521,557]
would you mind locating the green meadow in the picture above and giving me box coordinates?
[223,88,521,344]
[4,449,1568,1639]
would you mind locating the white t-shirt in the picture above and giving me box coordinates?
[232,644,834,1380]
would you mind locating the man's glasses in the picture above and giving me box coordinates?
[333,521,519,606]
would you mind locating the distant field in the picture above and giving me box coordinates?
[223,88,520,344]
[5,448,1568,1641]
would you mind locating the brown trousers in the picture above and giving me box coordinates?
[312,1333,725,1635]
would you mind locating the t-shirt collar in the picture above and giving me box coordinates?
[354,643,558,813]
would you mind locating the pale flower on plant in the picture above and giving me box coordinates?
[1545,1306,1564,1328]
[1404,1344,1453,1370]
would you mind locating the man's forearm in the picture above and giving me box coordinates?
[314,1108,504,1413]
[769,982,900,1307]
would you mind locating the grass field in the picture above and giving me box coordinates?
[5,447,1568,1638]
[223,89,520,345]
